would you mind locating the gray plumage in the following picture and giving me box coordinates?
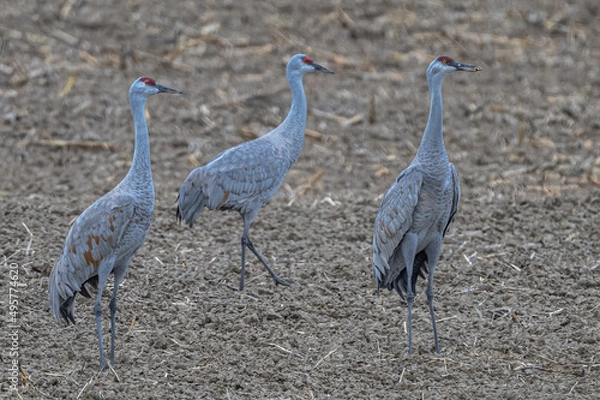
[373,56,481,355]
[177,54,334,291]
[48,77,181,370]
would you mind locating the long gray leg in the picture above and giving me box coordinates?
[240,235,247,291]
[401,233,418,356]
[244,235,291,287]
[94,264,113,371]
[238,213,290,291]
[424,238,443,354]
[109,260,131,366]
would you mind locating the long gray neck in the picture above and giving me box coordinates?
[416,74,448,166]
[124,94,153,187]
[275,70,307,160]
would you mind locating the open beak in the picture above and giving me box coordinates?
[313,63,335,74]
[452,61,482,72]
[156,83,183,94]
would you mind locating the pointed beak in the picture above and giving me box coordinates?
[156,83,183,94]
[312,63,335,74]
[452,61,482,72]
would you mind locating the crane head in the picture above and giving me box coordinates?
[430,56,482,74]
[130,77,183,97]
[288,54,335,75]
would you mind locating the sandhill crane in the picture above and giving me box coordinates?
[48,77,181,370]
[373,56,481,355]
[177,54,334,291]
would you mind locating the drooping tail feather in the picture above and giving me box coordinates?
[176,169,210,227]
[79,275,98,298]
[48,258,62,320]
[384,250,429,299]
[59,295,76,324]
[48,256,76,325]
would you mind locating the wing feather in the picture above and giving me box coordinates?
[210,137,290,198]
[49,194,135,320]
[178,136,291,225]
[442,163,461,237]
[372,165,423,287]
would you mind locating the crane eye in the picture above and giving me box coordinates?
[301,56,313,65]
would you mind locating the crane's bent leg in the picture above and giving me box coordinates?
[241,233,291,289]
[401,233,418,356]
[424,238,443,354]
[109,260,130,366]
[94,265,112,371]
[238,213,290,290]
